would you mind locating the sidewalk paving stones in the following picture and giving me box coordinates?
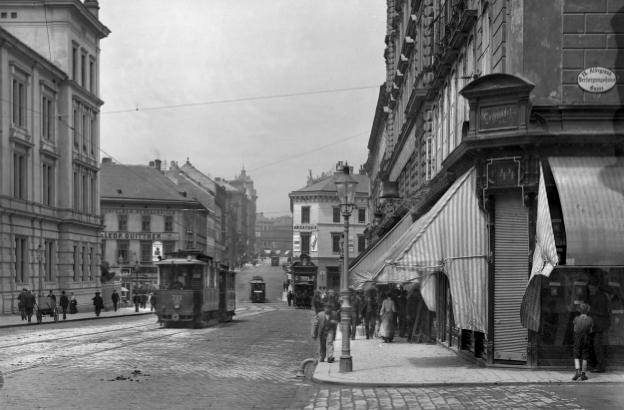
[0,306,154,329]
[313,329,624,387]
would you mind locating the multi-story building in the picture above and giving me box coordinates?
[357,0,624,368]
[100,159,209,299]
[289,162,369,293]
[256,213,293,254]
[229,168,258,254]
[0,0,109,314]
[214,177,240,268]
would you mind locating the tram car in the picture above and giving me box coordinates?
[154,249,236,328]
[249,276,266,302]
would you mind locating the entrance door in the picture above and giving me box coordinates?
[494,192,528,362]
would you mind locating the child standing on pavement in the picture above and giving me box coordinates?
[572,303,593,381]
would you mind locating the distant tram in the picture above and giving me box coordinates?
[271,256,280,266]
[154,249,236,328]
[249,276,266,302]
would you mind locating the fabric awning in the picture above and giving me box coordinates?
[549,157,624,266]
[374,167,490,333]
[350,211,414,287]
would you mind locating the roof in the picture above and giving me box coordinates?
[101,163,191,202]
[290,172,369,195]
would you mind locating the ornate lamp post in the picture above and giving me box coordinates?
[134,252,140,312]
[36,244,45,297]
[334,163,358,373]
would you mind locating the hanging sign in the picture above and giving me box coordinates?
[152,241,163,261]
[578,67,616,93]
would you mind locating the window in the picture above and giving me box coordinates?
[118,214,128,231]
[73,109,79,150]
[358,209,366,224]
[358,235,366,253]
[82,114,88,153]
[90,117,95,156]
[142,215,151,232]
[14,237,27,283]
[89,58,95,93]
[72,46,78,81]
[165,215,174,232]
[82,174,88,212]
[89,247,95,281]
[300,233,311,254]
[42,163,54,206]
[163,241,175,255]
[1,13,7,18]
[117,241,129,263]
[13,152,26,199]
[81,53,86,87]
[301,206,310,224]
[332,234,341,254]
[333,208,340,223]
[90,177,96,213]
[41,95,54,140]
[73,171,79,210]
[82,246,88,281]
[45,240,54,281]
[481,5,492,75]
[12,78,26,127]
[11,12,17,19]
[140,242,152,263]
[73,246,79,281]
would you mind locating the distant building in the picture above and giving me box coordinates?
[228,168,258,255]
[0,1,110,313]
[289,163,369,293]
[256,213,292,255]
[100,159,209,298]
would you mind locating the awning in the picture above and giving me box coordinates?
[374,167,490,333]
[121,287,129,292]
[549,157,624,266]
[350,211,415,287]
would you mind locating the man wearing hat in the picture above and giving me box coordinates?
[311,302,339,363]
[24,289,36,323]
[59,291,70,320]
[17,288,28,320]
[587,276,611,373]
[92,292,104,317]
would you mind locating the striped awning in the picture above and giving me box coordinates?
[350,212,415,288]
[549,157,624,266]
[374,167,490,333]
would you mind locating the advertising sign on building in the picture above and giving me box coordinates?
[310,235,318,252]
[152,241,163,261]
[293,236,300,252]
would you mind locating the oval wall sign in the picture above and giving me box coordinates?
[577,67,617,93]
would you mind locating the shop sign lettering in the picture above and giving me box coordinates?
[479,104,517,131]
[578,67,616,93]
[293,224,317,230]
[100,232,163,240]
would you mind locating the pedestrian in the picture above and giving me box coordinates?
[349,289,361,340]
[406,286,422,342]
[588,276,611,373]
[311,302,339,363]
[312,291,322,313]
[287,290,294,307]
[378,291,397,343]
[48,290,57,302]
[59,291,70,320]
[572,303,593,381]
[133,292,141,311]
[24,289,36,323]
[283,281,288,292]
[360,290,377,339]
[397,289,407,338]
[17,288,27,320]
[92,292,104,317]
[150,293,157,311]
[111,290,120,312]
[70,292,78,314]
[140,293,148,309]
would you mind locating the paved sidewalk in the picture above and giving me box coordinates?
[0,306,154,329]
[313,329,624,387]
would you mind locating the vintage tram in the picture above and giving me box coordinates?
[153,249,236,328]
[249,276,266,302]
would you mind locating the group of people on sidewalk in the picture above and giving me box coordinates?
[310,285,432,362]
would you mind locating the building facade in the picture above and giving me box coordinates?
[256,213,293,254]
[0,0,109,314]
[228,168,258,255]
[290,163,370,293]
[100,159,209,300]
[357,0,624,368]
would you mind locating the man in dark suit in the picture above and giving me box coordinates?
[588,276,612,373]
[111,290,120,311]
[311,302,339,362]
[17,288,27,320]
[24,290,36,323]
[59,291,70,320]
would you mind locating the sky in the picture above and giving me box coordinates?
[98,0,387,217]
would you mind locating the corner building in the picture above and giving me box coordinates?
[0,0,109,313]
[356,0,624,368]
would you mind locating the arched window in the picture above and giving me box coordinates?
[481,4,492,75]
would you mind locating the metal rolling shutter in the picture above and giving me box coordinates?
[494,192,528,362]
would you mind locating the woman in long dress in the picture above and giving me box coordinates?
[378,291,397,342]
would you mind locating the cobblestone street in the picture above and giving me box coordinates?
[1,299,622,409]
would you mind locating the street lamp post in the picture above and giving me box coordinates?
[334,163,358,373]
[36,244,45,297]
[134,252,140,312]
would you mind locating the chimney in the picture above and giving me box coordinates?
[359,165,367,175]
[102,157,112,164]
[84,0,100,18]
[149,161,155,167]
[155,159,162,171]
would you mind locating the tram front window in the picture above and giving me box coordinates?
[159,265,193,290]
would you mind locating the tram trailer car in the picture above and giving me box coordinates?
[249,276,266,302]
[154,250,236,328]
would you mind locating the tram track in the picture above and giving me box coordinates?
[1,326,189,377]
[0,321,157,350]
